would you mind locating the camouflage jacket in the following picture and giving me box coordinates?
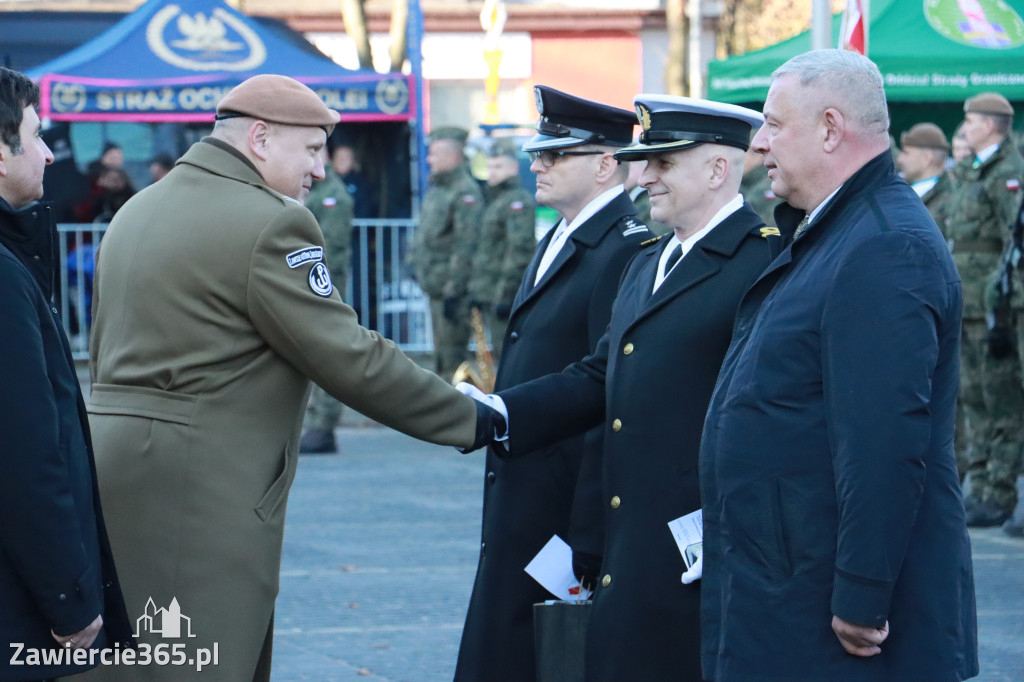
[408,166,484,298]
[305,173,354,281]
[945,140,1024,318]
[469,176,537,306]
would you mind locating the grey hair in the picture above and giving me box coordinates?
[772,49,889,135]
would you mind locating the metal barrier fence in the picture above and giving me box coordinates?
[57,219,433,361]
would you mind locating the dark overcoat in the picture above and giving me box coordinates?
[0,199,132,682]
[500,204,778,681]
[454,191,649,682]
[700,153,979,681]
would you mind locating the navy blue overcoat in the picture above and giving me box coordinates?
[700,153,979,682]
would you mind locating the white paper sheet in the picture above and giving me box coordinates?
[524,534,592,601]
[668,509,703,569]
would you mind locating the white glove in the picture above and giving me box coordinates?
[681,552,703,584]
[455,382,509,440]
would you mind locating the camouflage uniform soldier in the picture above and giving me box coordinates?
[945,93,1024,527]
[408,127,485,378]
[300,154,355,454]
[897,123,964,470]
[739,148,780,226]
[469,138,536,359]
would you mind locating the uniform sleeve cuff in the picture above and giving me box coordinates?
[830,569,893,628]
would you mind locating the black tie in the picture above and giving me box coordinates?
[663,243,683,278]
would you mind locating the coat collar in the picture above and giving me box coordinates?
[0,196,57,299]
[761,151,896,284]
[772,150,896,240]
[639,204,764,317]
[511,191,638,313]
[180,138,268,190]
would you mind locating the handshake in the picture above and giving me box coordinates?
[458,383,510,453]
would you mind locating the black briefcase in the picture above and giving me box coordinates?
[533,600,591,682]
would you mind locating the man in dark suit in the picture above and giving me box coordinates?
[462,95,779,680]
[0,66,133,681]
[699,49,977,681]
[454,86,650,682]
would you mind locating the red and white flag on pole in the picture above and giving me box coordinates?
[840,0,869,55]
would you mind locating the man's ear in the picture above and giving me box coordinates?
[595,152,621,183]
[822,107,846,154]
[707,154,729,189]
[248,121,272,162]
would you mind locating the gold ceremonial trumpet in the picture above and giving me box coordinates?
[452,306,496,393]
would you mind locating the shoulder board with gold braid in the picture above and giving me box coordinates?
[639,233,668,248]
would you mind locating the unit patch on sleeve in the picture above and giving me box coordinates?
[308,262,334,297]
[286,246,324,269]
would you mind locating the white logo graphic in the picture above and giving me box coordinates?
[375,78,410,115]
[309,262,334,297]
[146,4,266,71]
[51,83,87,114]
[134,597,197,639]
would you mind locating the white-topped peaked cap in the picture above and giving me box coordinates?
[614,94,764,161]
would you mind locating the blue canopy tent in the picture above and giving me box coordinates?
[26,0,415,123]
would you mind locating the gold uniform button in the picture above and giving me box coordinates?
[611,419,622,432]
[610,495,621,509]
[601,574,612,587]
[623,342,634,355]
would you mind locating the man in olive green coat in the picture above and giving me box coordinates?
[469,138,536,360]
[84,76,498,682]
[945,92,1024,528]
[299,146,355,454]
[408,127,485,378]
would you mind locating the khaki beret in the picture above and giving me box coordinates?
[900,123,950,151]
[488,137,520,159]
[216,74,340,130]
[430,126,469,146]
[964,92,1014,117]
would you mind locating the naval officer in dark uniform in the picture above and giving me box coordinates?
[462,95,783,681]
[454,86,651,682]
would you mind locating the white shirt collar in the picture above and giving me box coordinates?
[911,176,939,197]
[564,184,626,233]
[976,142,1000,164]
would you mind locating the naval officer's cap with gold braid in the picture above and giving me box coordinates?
[615,95,763,162]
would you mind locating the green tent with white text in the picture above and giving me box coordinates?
[707,0,1024,135]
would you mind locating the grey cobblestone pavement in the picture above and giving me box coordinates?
[270,425,1024,682]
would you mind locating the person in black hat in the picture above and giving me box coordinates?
[453,85,652,682]
[460,92,782,681]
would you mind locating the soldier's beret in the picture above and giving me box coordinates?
[430,127,469,146]
[488,137,520,159]
[614,94,763,161]
[900,122,950,151]
[522,85,635,152]
[964,92,1014,117]
[216,75,340,131]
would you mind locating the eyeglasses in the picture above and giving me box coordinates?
[527,149,605,168]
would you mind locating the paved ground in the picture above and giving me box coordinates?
[270,424,1024,682]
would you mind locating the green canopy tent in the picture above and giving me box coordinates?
[707,0,1024,135]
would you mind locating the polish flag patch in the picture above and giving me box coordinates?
[1007,178,1021,191]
